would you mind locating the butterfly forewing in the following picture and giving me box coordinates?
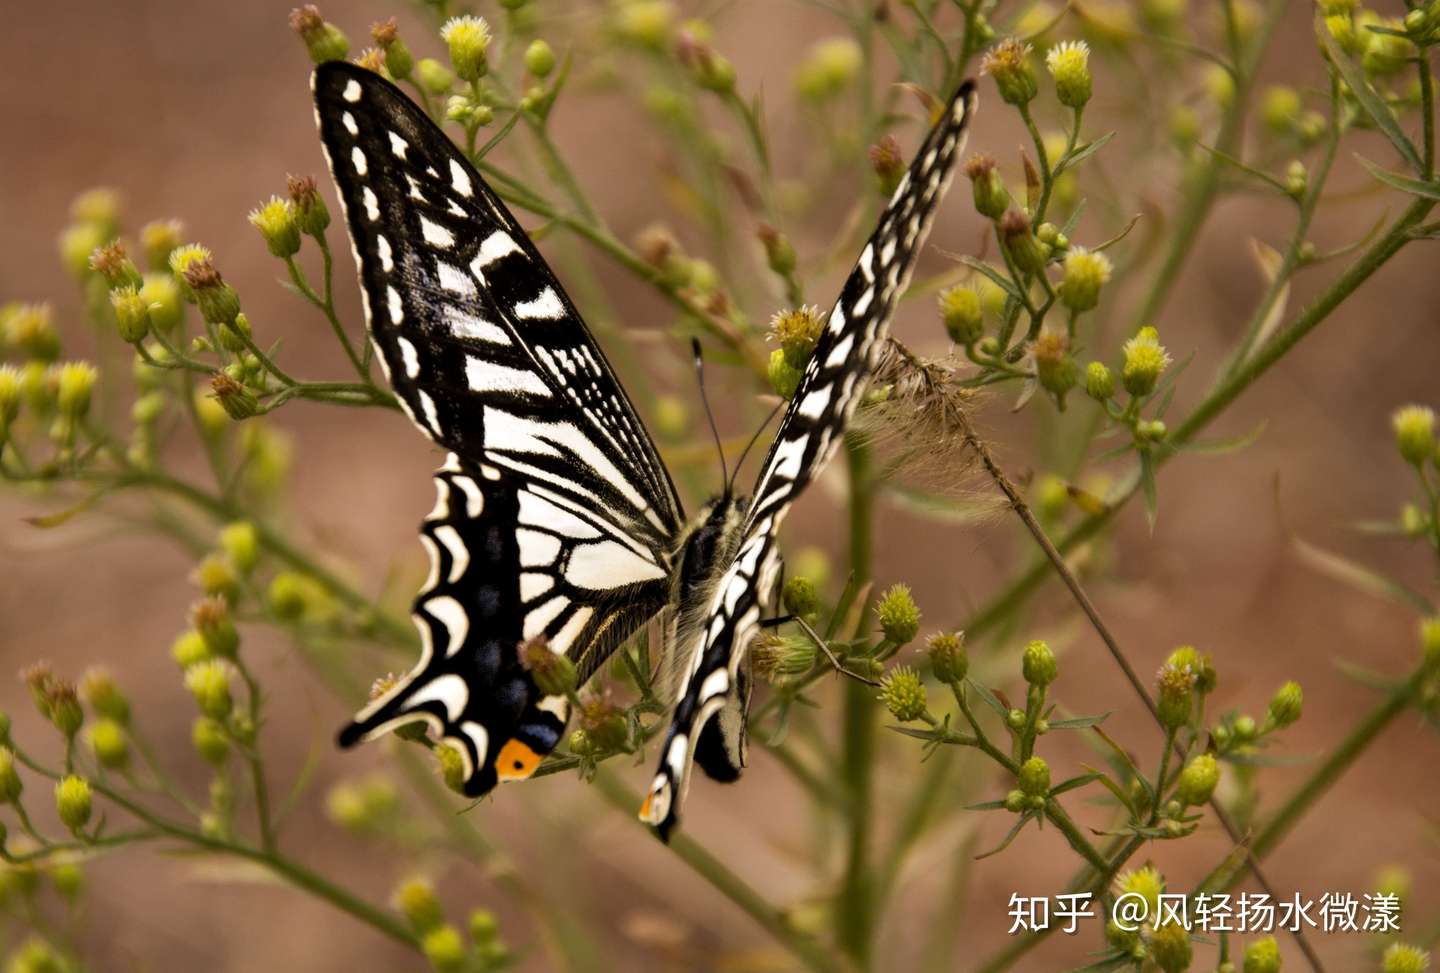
[642,81,980,838]
[314,63,684,793]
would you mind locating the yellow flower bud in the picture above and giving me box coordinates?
[1044,41,1092,108]
[440,15,492,82]
[54,775,92,831]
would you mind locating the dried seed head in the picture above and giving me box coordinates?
[964,155,1010,219]
[211,372,259,421]
[869,135,904,194]
[521,636,577,697]
[89,241,142,289]
[981,39,1037,106]
[290,5,349,64]
[999,210,1048,273]
[768,305,823,368]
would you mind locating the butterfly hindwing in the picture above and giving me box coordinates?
[641,81,980,838]
[314,62,685,794]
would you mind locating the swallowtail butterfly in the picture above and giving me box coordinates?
[313,62,977,838]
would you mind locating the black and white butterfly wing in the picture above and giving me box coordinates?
[641,81,980,838]
[313,63,685,794]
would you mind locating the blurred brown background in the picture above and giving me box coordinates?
[3,1,1439,970]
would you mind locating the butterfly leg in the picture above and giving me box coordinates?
[793,614,881,687]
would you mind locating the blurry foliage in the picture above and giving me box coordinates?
[3,0,1440,971]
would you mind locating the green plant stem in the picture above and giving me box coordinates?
[837,436,877,968]
[285,242,369,383]
[591,772,842,973]
[235,658,277,852]
[1197,667,1426,894]
[1042,800,1111,874]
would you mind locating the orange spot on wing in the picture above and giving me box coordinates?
[495,739,542,781]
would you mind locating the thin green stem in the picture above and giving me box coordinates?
[285,245,368,382]
[235,658,277,852]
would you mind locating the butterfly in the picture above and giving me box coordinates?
[312,61,977,839]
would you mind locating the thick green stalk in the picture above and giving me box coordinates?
[837,437,877,966]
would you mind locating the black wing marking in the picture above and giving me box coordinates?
[641,81,980,838]
[313,62,684,793]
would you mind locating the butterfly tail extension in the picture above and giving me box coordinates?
[640,80,980,840]
[337,462,572,797]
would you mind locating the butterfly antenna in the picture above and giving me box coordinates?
[727,398,785,497]
[691,338,729,495]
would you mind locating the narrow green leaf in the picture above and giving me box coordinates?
[968,679,1010,720]
[24,491,107,528]
[1179,421,1268,456]
[975,813,1031,859]
[961,257,1023,301]
[1196,142,1290,195]
[1056,132,1115,175]
[1093,213,1142,253]
[1048,713,1111,730]
[1050,772,1104,796]
[1293,536,1437,613]
[1318,23,1424,172]
[1356,154,1440,199]
[1333,658,1407,691]
[1092,725,1154,805]
[1083,763,1139,817]
[1139,451,1158,531]
[889,725,943,741]
[1059,198,1088,237]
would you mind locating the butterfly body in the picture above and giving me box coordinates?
[312,62,977,837]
